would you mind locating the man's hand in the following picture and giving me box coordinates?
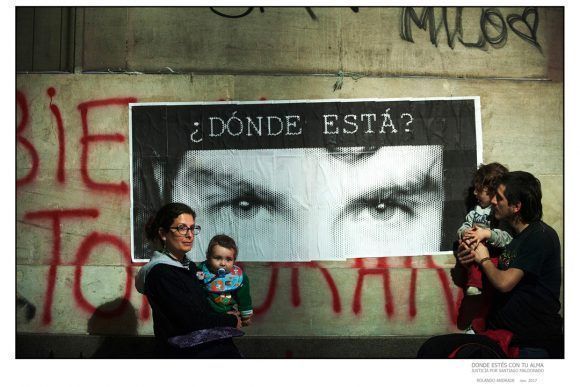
[457,239,490,267]
[456,240,476,267]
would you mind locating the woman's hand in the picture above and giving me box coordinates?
[227,310,242,329]
[241,317,252,327]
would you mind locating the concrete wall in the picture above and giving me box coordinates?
[16,7,563,354]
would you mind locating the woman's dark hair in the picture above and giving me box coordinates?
[498,171,543,223]
[205,234,238,261]
[145,202,196,243]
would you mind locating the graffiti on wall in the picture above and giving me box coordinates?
[210,6,359,20]
[17,87,463,331]
[209,6,542,52]
[250,258,463,325]
[17,89,137,190]
[400,7,541,51]
[17,88,140,325]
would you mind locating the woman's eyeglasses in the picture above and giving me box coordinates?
[170,224,201,236]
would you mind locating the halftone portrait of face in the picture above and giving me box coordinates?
[172,146,443,261]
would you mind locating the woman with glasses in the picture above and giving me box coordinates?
[135,202,242,358]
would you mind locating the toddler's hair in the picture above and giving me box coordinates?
[473,162,509,194]
[206,234,238,261]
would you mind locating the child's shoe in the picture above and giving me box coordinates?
[466,286,482,296]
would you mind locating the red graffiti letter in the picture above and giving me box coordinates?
[77,97,137,194]
[425,255,462,326]
[24,209,99,325]
[351,258,394,317]
[253,262,341,316]
[404,256,418,319]
[253,266,280,315]
[140,294,151,321]
[16,91,39,187]
[47,87,66,183]
[74,232,133,317]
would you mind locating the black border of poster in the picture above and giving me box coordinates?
[129,97,482,262]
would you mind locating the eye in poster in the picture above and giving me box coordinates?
[130,97,482,262]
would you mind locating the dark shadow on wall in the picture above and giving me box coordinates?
[87,297,153,358]
[16,292,37,323]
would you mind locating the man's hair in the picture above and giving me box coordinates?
[498,171,543,223]
[206,234,238,261]
[145,202,196,243]
[474,162,509,194]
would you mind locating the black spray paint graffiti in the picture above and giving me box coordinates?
[210,7,263,19]
[400,7,541,52]
[210,7,359,21]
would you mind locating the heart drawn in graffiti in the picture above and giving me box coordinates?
[507,7,541,50]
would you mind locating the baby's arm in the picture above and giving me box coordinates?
[240,312,253,326]
[464,226,513,248]
[457,210,477,239]
[487,228,513,248]
[235,272,253,326]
